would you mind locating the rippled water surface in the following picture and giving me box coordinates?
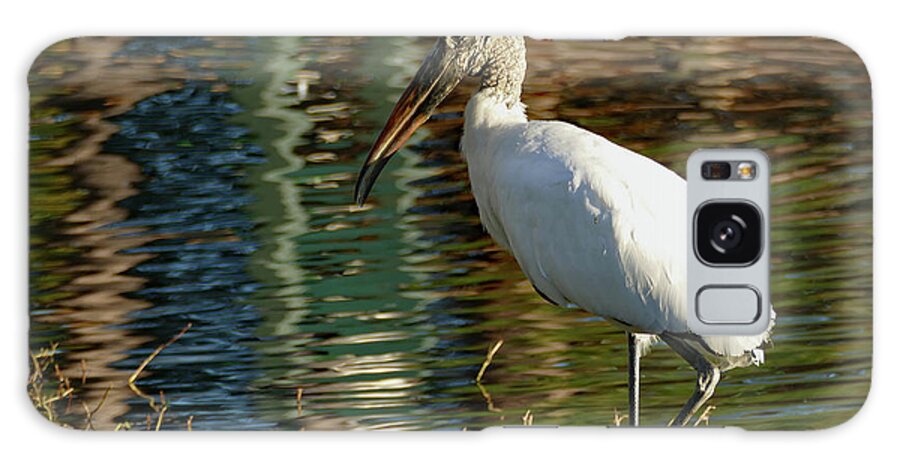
[29,37,871,430]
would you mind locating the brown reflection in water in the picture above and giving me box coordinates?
[390,36,870,425]
[29,37,871,430]
[30,38,216,428]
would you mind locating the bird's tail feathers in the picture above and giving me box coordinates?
[699,305,776,370]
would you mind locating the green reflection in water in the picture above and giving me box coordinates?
[29,37,871,431]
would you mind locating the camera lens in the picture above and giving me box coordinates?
[701,161,732,180]
[695,202,762,265]
[711,218,743,251]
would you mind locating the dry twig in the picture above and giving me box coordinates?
[612,408,629,427]
[155,404,168,431]
[693,405,716,427]
[476,382,502,412]
[522,409,534,426]
[81,385,112,430]
[475,339,504,384]
[127,323,192,406]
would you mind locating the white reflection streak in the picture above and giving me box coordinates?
[255,37,312,323]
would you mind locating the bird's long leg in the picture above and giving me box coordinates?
[660,334,721,427]
[627,332,640,427]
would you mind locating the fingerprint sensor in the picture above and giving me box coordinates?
[696,286,761,324]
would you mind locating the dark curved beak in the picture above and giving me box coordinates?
[354,44,462,206]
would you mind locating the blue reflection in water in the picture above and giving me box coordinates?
[27,37,872,431]
[104,83,272,428]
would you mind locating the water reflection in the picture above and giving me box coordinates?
[29,36,871,430]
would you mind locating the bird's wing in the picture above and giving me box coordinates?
[483,120,688,333]
[480,119,773,360]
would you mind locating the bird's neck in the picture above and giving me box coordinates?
[479,70,524,108]
[477,38,527,108]
[477,85,522,110]
[460,90,527,162]
[464,91,527,131]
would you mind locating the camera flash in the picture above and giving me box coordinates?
[737,162,756,180]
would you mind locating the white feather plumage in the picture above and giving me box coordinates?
[462,90,773,368]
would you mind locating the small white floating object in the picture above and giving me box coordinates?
[295,70,321,102]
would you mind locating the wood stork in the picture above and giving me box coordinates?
[354,36,774,427]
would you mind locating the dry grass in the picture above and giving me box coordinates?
[612,408,629,427]
[28,323,193,431]
[475,339,504,413]
[28,343,75,423]
[127,323,192,409]
[475,339,504,384]
[30,329,716,430]
[693,405,716,427]
[522,409,534,426]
